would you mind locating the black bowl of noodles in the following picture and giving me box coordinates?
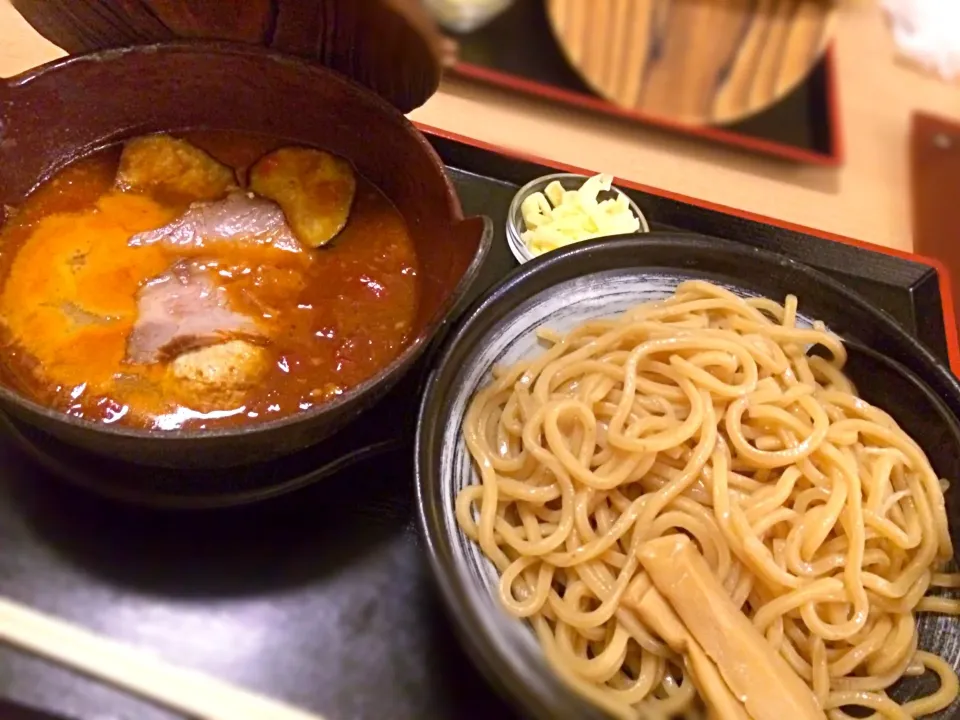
[415,233,960,720]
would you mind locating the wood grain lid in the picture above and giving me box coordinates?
[10,0,444,113]
[547,0,836,126]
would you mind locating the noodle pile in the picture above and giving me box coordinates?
[456,280,960,719]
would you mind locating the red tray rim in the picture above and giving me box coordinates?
[417,122,958,375]
[450,43,845,168]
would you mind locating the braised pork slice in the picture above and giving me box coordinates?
[128,190,303,254]
[116,134,236,203]
[126,260,261,365]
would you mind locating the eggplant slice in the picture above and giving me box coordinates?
[249,147,357,248]
[117,134,237,203]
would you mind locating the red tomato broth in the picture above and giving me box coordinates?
[0,132,420,430]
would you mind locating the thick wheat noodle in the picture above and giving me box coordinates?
[455,280,960,719]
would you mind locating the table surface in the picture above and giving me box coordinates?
[1,1,958,252]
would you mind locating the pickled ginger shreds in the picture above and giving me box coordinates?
[882,0,960,80]
[520,173,641,256]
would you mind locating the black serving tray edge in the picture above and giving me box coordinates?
[420,123,959,374]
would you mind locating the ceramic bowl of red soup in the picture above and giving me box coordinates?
[0,43,492,469]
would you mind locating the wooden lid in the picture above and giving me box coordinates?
[547,0,836,126]
[10,0,443,113]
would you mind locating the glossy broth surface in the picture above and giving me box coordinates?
[0,132,420,430]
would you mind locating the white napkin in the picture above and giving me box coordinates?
[882,0,960,80]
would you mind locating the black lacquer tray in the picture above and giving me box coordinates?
[447,0,843,166]
[0,129,955,720]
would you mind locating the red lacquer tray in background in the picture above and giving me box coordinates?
[446,0,844,166]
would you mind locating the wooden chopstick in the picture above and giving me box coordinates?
[0,597,327,720]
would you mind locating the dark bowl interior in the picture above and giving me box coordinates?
[416,233,960,720]
[0,42,492,469]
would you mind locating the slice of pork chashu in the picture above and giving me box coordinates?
[128,190,304,255]
[126,259,262,366]
[126,260,269,411]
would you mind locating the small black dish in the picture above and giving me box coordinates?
[416,233,960,720]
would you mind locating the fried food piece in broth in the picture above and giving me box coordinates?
[167,339,269,411]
